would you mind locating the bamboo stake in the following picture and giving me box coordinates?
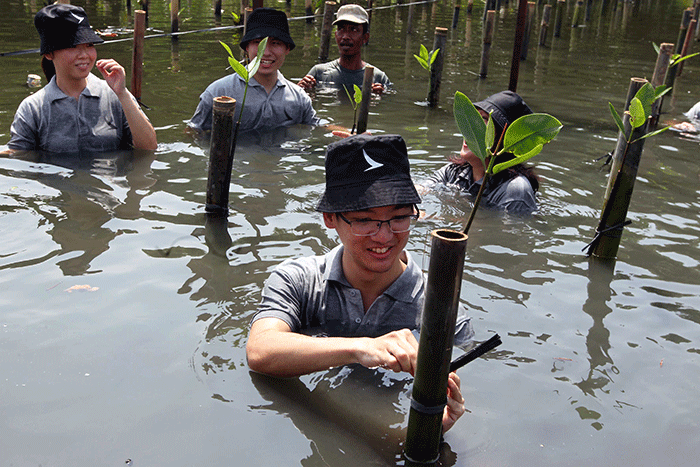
[539,4,552,46]
[404,229,467,464]
[572,0,583,28]
[520,2,535,60]
[171,0,179,36]
[130,10,146,102]
[206,97,237,214]
[588,78,649,259]
[318,2,337,63]
[479,10,495,78]
[648,42,673,129]
[305,0,314,23]
[452,1,461,29]
[467,0,474,14]
[428,27,447,107]
[509,0,529,92]
[356,66,374,134]
[677,18,696,77]
[214,0,222,18]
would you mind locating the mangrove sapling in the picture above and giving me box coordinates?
[453,91,562,235]
[653,42,700,69]
[220,36,268,149]
[343,84,363,135]
[413,43,440,72]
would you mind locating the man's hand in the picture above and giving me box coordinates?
[298,75,317,90]
[355,329,419,375]
[371,82,385,94]
[442,372,465,432]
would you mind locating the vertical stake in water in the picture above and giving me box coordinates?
[356,66,374,134]
[214,0,222,18]
[539,4,552,46]
[319,2,337,63]
[572,0,583,28]
[508,0,528,92]
[589,78,648,259]
[554,0,564,38]
[428,28,447,107]
[130,10,146,103]
[452,0,461,29]
[648,43,673,130]
[479,10,495,78]
[206,97,237,214]
[520,2,535,61]
[171,0,179,38]
[404,229,468,464]
[677,18,696,77]
[305,0,314,23]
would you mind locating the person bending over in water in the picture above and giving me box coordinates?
[4,4,157,155]
[246,134,473,433]
[423,90,540,213]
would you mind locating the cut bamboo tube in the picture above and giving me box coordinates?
[130,10,146,102]
[539,4,552,46]
[206,97,237,214]
[356,66,374,134]
[428,27,447,107]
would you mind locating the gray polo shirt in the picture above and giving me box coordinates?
[8,73,133,153]
[306,59,391,90]
[188,71,319,134]
[252,245,473,343]
[426,162,538,213]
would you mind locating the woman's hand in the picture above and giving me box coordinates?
[96,59,127,97]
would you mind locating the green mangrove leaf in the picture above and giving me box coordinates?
[485,112,495,150]
[247,37,268,78]
[635,82,655,116]
[413,54,429,71]
[429,48,440,67]
[654,85,671,100]
[453,91,488,164]
[492,144,543,174]
[228,57,248,81]
[634,124,671,142]
[609,102,626,137]
[671,51,700,66]
[352,84,362,105]
[652,42,660,54]
[501,113,562,156]
[628,97,646,129]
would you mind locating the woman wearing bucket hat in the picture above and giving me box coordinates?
[4,4,157,155]
[188,8,318,136]
[247,133,473,433]
[423,91,540,213]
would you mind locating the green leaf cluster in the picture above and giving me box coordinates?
[414,44,440,72]
[220,37,268,83]
[652,42,700,67]
[608,82,670,143]
[344,84,363,134]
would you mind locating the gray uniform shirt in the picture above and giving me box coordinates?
[252,245,473,342]
[8,73,133,153]
[306,59,391,90]
[427,162,538,213]
[188,71,319,133]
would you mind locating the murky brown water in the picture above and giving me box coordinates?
[2,1,699,466]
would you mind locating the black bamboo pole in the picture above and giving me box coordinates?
[520,2,535,61]
[428,27,447,107]
[206,97,237,214]
[318,2,337,63]
[356,66,374,134]
[130,10,146,102]
[554,0,564,38]
[404,229,468,464]
[648,43,673,130]
[539,4,552,46]
[508,0,529,92]
[479,10,495,78]
[677,18,696,77]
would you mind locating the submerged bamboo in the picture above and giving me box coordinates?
[539,4,552,46]
[404,229,468,464]
[648,43,673,129]
[356,66,374,134]
[428,27,447,107]
[520,2,535,60]
[677,18,696,77]
[130,10,146,102]
[479,10,495,78]
[554,0,564,37]
[319,2,337,63]
[206,97,237,214]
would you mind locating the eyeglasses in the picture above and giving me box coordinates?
[337,211,419,237]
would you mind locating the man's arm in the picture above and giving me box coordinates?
[246,317,418,378]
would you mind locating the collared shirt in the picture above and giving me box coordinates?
[8,73,133,153]
[426,162,538,213]
[188,71,319,134]
[306,59,391,90]
[252,245,473,343]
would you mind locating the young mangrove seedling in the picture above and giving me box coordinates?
[608,81,670,144]
[414,44,440,72]
[453,91,562,235]
[220,37,268,146]
[343,84,363,135]
[652,42,700,68]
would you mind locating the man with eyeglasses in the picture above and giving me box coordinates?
[246,134,472,433]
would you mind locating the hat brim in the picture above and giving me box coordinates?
[317,176,421,213]
[240,27,295,50]
[40,27,104,55]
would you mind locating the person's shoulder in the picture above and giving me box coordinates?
[502,173,534,195]
[204,73,244,95]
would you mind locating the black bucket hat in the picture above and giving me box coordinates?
[317,134,421,213]
[240,8,295,51]
[35,4,104,55]
[473,90,532,139]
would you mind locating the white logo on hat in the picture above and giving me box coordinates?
[363,150,383,172]
[71,12,85,23]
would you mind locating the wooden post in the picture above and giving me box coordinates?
[356,66,374,134]
[539,4,552,46]
[452,1,461,29]
[404,229,467,464]
[407,3,415,34]
[572,0,583,28]
[428,27,447,107]
[171,0,179,36]
[677,18,696,77]
[206,97,237,214]
[648,43,673,129]
[467,0,474,14]
[140,0,149,21]
[554,0,565,37]
[305,0,314,23]
[509,0,528,92]
[318,2,337,63]
[214,0,222,18]
[479,10,495,78]
[243,7,253,38]
[520,2,535,60]
[252,0,264,10]
[130,10,146,102]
